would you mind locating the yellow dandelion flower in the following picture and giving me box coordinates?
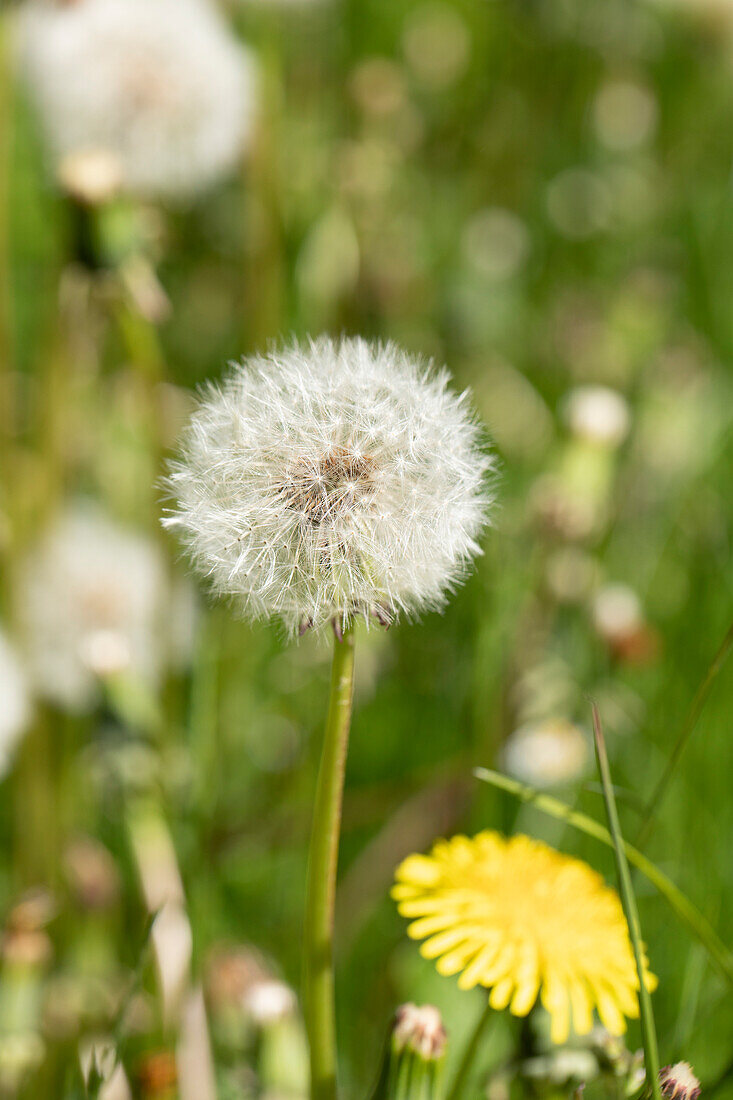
[392,831,657,1045]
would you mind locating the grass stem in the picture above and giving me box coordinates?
[591,704,661,1100]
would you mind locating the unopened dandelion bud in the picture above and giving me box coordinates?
[392,1004,446,1061]
[659,1063,701,1100]
[371,1005,447,1100]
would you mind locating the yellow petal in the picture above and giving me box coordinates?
[397,898,454,918]
[594,985,627,1036]
[435,941,478,976]
[395,855,442,887]
[407,913,459,939]
[568,979,594,1036]
[420,927,471,959]
[479,941,515,986]
[510,969,540,1017]
[457,938,502,991]
[541,971,570,1046]
[489,976,514,1011]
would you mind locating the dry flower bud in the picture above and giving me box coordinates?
[392,1003,446,1061]
[660,1063,701,1100]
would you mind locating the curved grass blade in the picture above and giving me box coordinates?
[592,705,660,1100]
[473,769,733,987]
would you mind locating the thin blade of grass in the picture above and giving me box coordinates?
[592,704,661,1100]
[473,769,733,987]
[637,619,733,847]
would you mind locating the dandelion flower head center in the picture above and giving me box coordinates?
[393,831,656,1045]
[277,445,378,526]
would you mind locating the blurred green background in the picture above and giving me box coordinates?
[0,0,732,1097]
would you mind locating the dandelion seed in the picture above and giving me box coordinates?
[19,0,258,201]
[165,336,493,636]
[393,831,657,1045]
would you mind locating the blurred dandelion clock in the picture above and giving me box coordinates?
[0,631,31,778]
[563,386,631,448]
[19,0,258,200]
[502,718,588,788]
[17,505,191,711]
[165,336,492,637]
[393,832,657,1044]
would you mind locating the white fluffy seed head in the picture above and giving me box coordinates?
[165,336,493,636]
[18,0,258,201]
[0,631,32,777]
[16,504,194,711]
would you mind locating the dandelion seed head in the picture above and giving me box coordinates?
[502,718,589,789]
[0,631,32,778]
[165,336,493,636]
[19,0,258,200]
[563,386,630,448]
[16,504,193,711]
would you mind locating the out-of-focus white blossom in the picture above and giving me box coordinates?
[0,631,32,778]
[522,1049,599,1085]
[57,148,123,205]
[502,718,588,788]
[243,979,297,1025]
[563,386,631,448]
[166,336,492,637]
[592,583,643,646]
[16,505,193,711]
[19,0,258,200]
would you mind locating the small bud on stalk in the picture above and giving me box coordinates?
[659,1063,701,1100]
[371,1004,447,1100]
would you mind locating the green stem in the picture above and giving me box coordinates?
[592,705,661,1100]
[303,626,355,1100]
[637,618,733,847]
[446,996,492,1100]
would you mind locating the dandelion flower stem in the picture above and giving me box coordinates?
[303,625,355,1100]
[446,995,493,1100]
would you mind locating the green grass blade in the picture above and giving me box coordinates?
[591,704,661,1100]
[473,770,733,987]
